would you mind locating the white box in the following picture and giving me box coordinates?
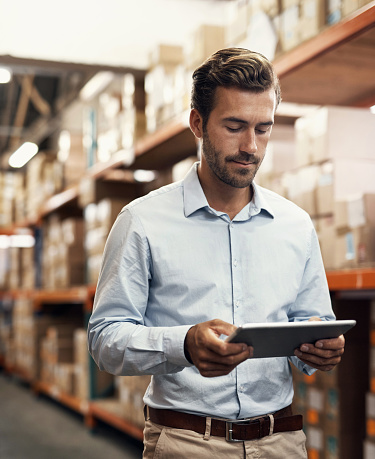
[296,106,375,164]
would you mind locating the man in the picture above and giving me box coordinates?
[88,48,345,458]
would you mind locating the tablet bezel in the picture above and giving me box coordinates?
[225,320,356,359]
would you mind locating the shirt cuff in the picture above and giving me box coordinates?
[290,355,317,376]
[163,325,195,367]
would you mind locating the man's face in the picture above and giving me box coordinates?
[201,86,276,189]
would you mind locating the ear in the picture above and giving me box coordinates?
[189,109,203,139]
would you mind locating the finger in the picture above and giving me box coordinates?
[196,347,253,376]
[314,334,345,350]
[296,356,336,372]
[199,326,248,357]
[297,343,344,358]
[208,319,238,339]
[294,348,343,369]
[197,346,252,368]
[207,339,250,357]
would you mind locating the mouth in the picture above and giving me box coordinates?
[231,160,255,167]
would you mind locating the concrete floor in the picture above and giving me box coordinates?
[0,373,143,459]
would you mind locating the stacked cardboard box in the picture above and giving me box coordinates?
[94,74,146,163]
[10,298,81,380]
[73,327,114,400]
[259,106,375,270]
[25,153,63,222]
[293,299,369,459]
[145,44,191,133]
[42,216,85,289]
[116,375,151,428]
[0,172,16,228]
[249,0,370,55]
[12,297,34,376]
[364,302,375,458]
[84,198,127,284]
[364,392,375,459]
[40,323,79,394]
[7,247,21,290]
[0,295,13,367]
[292,358,355,459]
[6,246,35,291]
[73,328,90,400]
[21,247,35,289]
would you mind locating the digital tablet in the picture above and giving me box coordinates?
[225,320,356,358]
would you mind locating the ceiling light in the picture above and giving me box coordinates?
[80,71,114,101]
[10,235,35,248]
[0,67,12,84]
[133,170,157,182]
[370,105,375,114]
[9,142,39,168]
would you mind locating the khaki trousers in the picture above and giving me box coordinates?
[143,419,308,459]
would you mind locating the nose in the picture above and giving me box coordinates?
[240,129,257,154]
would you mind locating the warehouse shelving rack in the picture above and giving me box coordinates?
[0,3,375,450]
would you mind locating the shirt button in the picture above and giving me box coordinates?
[235,300,240,308]
[239,386,244,392]
[233,259,238,267]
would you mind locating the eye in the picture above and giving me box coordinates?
[256,127,271,135]
[226,126,241,132]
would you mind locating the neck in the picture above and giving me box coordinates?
[197,163,253,220]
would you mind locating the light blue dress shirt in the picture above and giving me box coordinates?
[88,162,335,420]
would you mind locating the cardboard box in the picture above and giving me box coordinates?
[306,425,324,455]
[327,0,343,24]
[364,439,375,459]
[334,225,375,269]
[315,162,334,215]
[324,419,340,459]
[342,0,360,16]
[55,363,75,395]
[149,44,185,68]
[307,386,325,425]
[299,0,325,41]
[117,375,151,428]
[279,5,301,51]
[297,106,375,164]
[335,194,375,231]
[188,24,230,68]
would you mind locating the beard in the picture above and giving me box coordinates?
[202,131,262,189]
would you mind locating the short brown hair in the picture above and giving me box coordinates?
[191,48,281,129]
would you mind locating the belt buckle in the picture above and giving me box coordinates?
[225,418,255,442]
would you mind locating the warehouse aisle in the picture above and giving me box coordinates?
[0,374,143,459]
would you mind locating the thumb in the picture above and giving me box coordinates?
[209,319,238,338]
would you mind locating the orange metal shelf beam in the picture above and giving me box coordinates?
[40,186,79,218]
[3,363,33,383]
[34,381,90,414]
[273,1,375,76]
[89,402,144,441]
[326,268,375,290]
[134,113,189,159]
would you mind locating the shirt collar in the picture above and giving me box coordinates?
[183,162,210,217]
[183,162,274,219]
[251,182,275,219]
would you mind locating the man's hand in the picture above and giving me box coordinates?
[294,317,345,371]
[184,319,253,377]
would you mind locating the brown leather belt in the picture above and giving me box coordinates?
[145,405,303,442]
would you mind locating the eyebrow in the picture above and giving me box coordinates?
[222,117,274,127]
